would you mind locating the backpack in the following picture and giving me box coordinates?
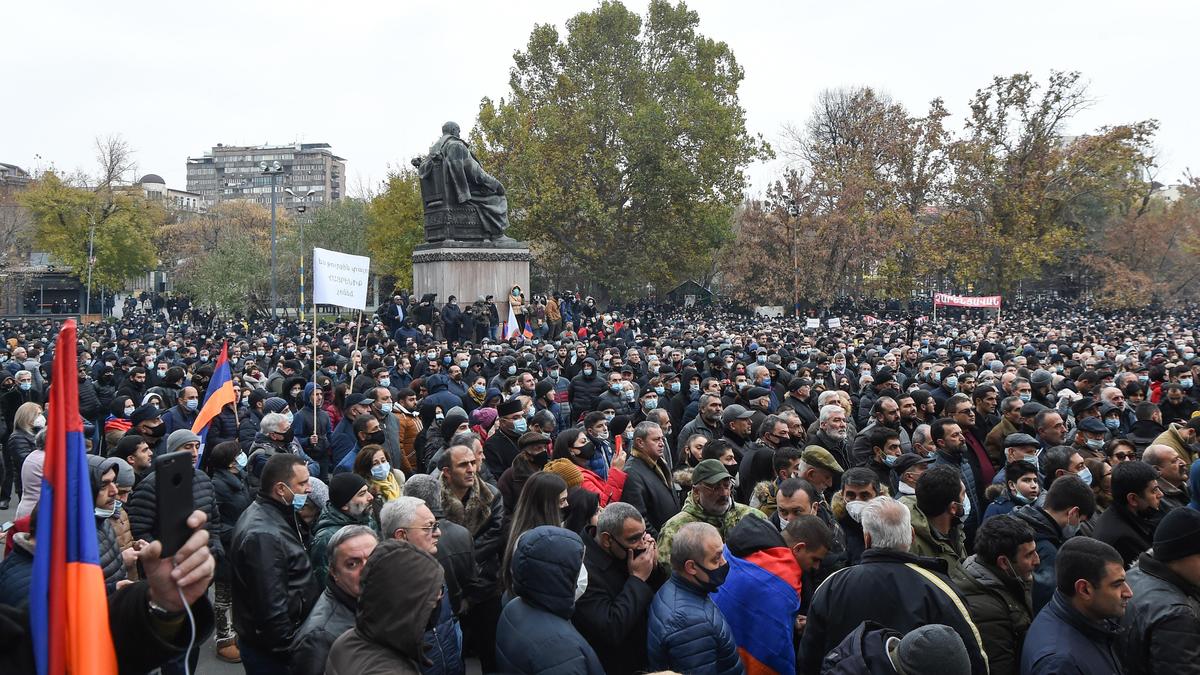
[820,620,901,675]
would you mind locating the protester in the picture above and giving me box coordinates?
[960,515,1039,675]
[1091,460,1163,567]
[291,525,379,675]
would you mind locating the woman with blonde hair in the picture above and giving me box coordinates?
[8,401,44,501]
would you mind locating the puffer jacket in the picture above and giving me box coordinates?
[0,533,35,607]
[6,430,37,493]
[126,465,223,566]
[326,540,444,675]
[423,585,464,675]
[230,495,321,653]
[1119,551,1200,674]
[291,584,358,675]
[86,455,126,592]
[206,405,240,449]
[568,359,606,419]
[238,407,264,450]
[648,574,744,675]
[960,554,1033,675]
[495,526,604,675]
[309,502,375,587]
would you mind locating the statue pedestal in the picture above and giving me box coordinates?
[412,240,531,324]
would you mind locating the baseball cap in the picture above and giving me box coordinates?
[802,446,844,474]
[692,459,733,485]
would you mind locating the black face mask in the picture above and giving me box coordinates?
[529,452,550,469]
[278,428,295,445]
[576,441,596,461]
[143,424,166,438]
[364,429,386,446]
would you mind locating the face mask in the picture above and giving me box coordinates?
[898,482,916,496]
[378,378,391,388]
[757,355,767,364]
[185,399,198,411]
[643,398,658,411]
[1019,393,1032,403]
[1009,487,1032,505]
[689,383,700,394]
[654,386,665,396]
[94,506,115,519]
[696,561,729,594]
[512,417,528,433]
[1085,438,1104,452]
[33,414,46,429]
[583,368,593,377]
[113,499,124,515]
[762,377,772,387]
[1076,466,1093,486]
[1021,455,1039,470]
[846,499,867,523]
[958,497,972,521]
[882,453,898,467]
[284,412,295,426]
[550,370,560,379]
[235,452,248,468]
[1182,378,1194,389]
[603,413,615,423]
[379,401,394,414]
[594,429,609,441]
[473,384,487,394]
[157,369,168,378]
[458,360,470,369]
[670,382,681,393]
[18,382,31,392]
[1138,375,1149,384]
[284,484,307,511]
[944,376,958,390]
[365,429,386,445]
[1104,418,1120,430]
[371,462,392,481]
[788,363,799,372]
[622,390,635,402]
[574,562,589,602]
[576,441,597,460]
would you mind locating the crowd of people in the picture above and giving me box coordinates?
[0,290,1198,674]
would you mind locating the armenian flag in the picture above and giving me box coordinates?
[30,319,119,675]
[712,517,803,675]
[522,321,534,340]
[191,341,236,467]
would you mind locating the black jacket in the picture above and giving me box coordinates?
[210,468,252,579]
[291,584,358,675]
[567,358,606,418]
[572,530,667,674]
[435,516,476,616]
[0,581,213,675]
[622,454,681,535]
[1091,504,1157,569]
[798,547,989,675]
[1119,552,1200,675]
[229,496,321,653]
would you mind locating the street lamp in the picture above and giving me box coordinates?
[260,160,284,316]
[285,188,316,319]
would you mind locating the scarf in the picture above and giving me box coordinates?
[632,448,669,488]
[468,387,486,406]
[369,471,402,502]
[441,473,494,536]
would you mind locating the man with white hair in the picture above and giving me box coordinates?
[811,404,852,472]
[798,496,989,674]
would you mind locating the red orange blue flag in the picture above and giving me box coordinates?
[191,341,236,466]
[30,319,119,675]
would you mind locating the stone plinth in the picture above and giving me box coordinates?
[412,240,531,319]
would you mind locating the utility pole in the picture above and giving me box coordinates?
[261,160,284,317]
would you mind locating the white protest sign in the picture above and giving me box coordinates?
[827,317,842,328]
[805,318,820,329]
[313,248,370,310]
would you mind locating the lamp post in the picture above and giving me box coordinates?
[285,188,316,320]
[260,160,284,316]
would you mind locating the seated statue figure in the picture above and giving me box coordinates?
[414,121,509,242]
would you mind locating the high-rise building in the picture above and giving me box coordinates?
[185,142,346,210]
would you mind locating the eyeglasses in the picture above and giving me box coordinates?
[1112,452,1133,461]
[403,522,440,534]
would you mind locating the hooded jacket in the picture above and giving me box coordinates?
[326,540,445,675]
[568,359,606,419]
[495,526,604,674]
[86,455,126,591]
[422,374,465,426]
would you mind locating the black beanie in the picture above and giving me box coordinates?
[329,473,368,510]
[1153,506,1200,562]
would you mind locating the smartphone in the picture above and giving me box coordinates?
[154,450,194,558]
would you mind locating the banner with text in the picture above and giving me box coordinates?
[933,293,1001,309]
[313,248,370,310]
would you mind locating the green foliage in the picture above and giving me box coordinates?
[366,169,424,292]
[474,0,771,299]
[19,172,162,291]
[173,232,272,314]
[277,198,370,308]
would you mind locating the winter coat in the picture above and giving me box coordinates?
[423,586,464,675]
[572,530,667,674]
[648,574,744,675]
[901,495,970,590]
[309,502,375,587]
[238,407,264,450]
[210,467,252,580]
[579,465,625,506]
[1151,424,1196,465]
[622,453,681,535]
[230,496,321,653]
[819,620,903,675]
[326,540,443,675]
[1118,551,1200,675]
[205,405,241,449]
[960,554,1033,675]
[1091,504,1157,569]
[496,527,604,675]
[1012,505,1069,615]
[7,430,37,492]
[0,533,34,607]
[657,493,764,565]
[567,359,606,418]
[1020,590,1124,675]
[435,516,476,616]
[77,378,103,421]
[291,585,358,675]
[97,515,126,592]
[798,547,989,675]
[126,466,224,568]
[161,403,198,436]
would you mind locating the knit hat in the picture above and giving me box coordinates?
[307,476,328,511]
[329,473,368,510]
[470,406,497,429]
[1153,506,1200,562]
[263,397,290,415]
[542,459,583,489]
[110,457,135,488]
[534,379,555,400]
[890,624,969,675]
[166,429,201,454]
[442,408,470,443]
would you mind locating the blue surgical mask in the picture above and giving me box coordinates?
[944,376,958,391]
[1182,378,1194,389]
[124,406,135,417]
[185,399,198,411]
[18,382,31,392]
[761,377,772,387]
[654,386,665,396]
[380,401,393,414]
[512,417,528,433]
[882,454,898,467]
[643,398,658,411]
[235,452,248,468]
[378,378,391,388]
[473,384,486,394]
[550,370,560,379]
[670,382,681,393]
[1104,418,1120,430]
[1019,393,1032,403]
[94,506,115,519]
[507,365,517,375]
[371,462,391,481]
[284,412,294,426]
[285,485,307,511]
[1086,438,1104,451]
[757,355,767,364]
[1076,467,1093,486]
[1138,375,1149,384]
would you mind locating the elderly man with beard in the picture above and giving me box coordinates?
[812,404,852,473]
[850,396,909,467]
[656,459,764,565]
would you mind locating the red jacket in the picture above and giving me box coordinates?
[580,466,626,507]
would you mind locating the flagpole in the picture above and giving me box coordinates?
[349,310,363,392]
[313,301,319,441]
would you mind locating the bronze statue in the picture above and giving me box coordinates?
[413,121,510,242]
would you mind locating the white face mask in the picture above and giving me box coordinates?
[574,561,589,602]
[846,500,867,523]
[898,482,916,496]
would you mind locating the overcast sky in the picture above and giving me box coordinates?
[4,1,1196,197]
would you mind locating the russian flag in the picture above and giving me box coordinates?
[192,342,237,467]
[31,319,118,675]
[502,303,520,341]
[713,543,802,675]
